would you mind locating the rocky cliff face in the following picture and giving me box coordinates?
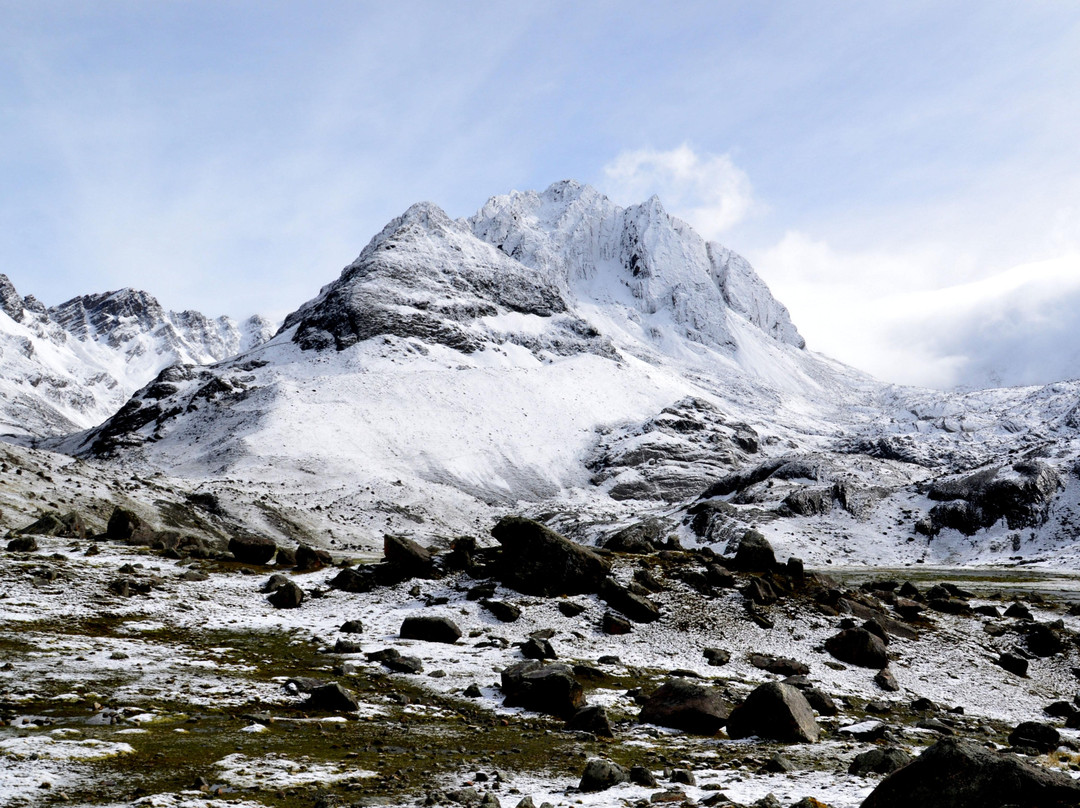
[0,274,271,439]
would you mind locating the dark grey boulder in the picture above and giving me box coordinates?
[996,650,1029,677]
[638,678,732,735]
[229,535,277,565]
[268,581,304,609]
[491,516,610,596]
[295,544,332,571]
[12,510,88,540]
[329,566,377,593]
[1025,623,1065,657]
[383,534,436,579]
[598,578,660,623]
[578,759,628,792]
[558,601,586,618]
[262,573,289,593]
[849,747,912,777]
[602,611,632,635]
[400,615,462,644]
[501,661,584,719]
[482,599,522,623]
[6,535,37,552]
[1008,721,1060,753]
[726,682,820,743]
[340,619,364,633]
[731,530,776,571]
[704,648,730,666]
[521,636,556,660]
[860,737,1080,808]
[602,518,665,554]
[566,704,614,737]
[304,683,359,712]
[748,654,808,676]
[874,668,899,692]
[825,628,889,669]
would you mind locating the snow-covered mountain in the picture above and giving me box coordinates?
[7,180,1080,568]
[0,274,273,439]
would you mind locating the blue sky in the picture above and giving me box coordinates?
[3,1,1079,388]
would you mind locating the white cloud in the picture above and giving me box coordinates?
[601,145,755,239]
[752,234,1080,389]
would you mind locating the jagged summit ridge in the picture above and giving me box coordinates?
[468,180,805,352]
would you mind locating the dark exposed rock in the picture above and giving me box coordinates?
[384,655,424,674]
[566,704,614,737]
[521,637,557,660]
[802,687,838,716]
[874,668,899,692]
[400,615,462,644]
[295,544,332,571]
[704,648,730,666]
[1024,623,1065,657]
[275,546,296,567]
[860,737,1080,808]
[304,683,359,712]
[782,487,834,516]
[996,650,1029,677]
[333,638,363,654]
[731,530,777,571]
[848,747,913,777]
[558,601,586,618]
[491,516,609,596]
[262,573,290,593]
[1004,601,1034,620]
[598,578,660,623]
[630,766,658,787]
[638,678,732,735]
[501,661,584,718]
[340,619,364,633]
[602,611,632,635]
[12,510,88,540]
[602,518,666,554]
[229,535,277,565]
[578,759,629,792]
[743,577,778,605]
[106,507,157,544]
[1008,721,1060,753]
[824,628,888,669]
[6,535,38,552]
[922,461,1062,537]
[482,599,522,623]
[748,654,809,676]
[329,566,377,593]
[726,682,820,743]
[383,534,435,579]
[268,581,304,609]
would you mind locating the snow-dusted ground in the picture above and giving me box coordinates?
[3,533,1080,807]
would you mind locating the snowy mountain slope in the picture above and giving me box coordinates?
[24,180,1080,567]
[0,274,273,439]
[54,183,886,550]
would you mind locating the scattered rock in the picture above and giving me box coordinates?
[638,678,732,735]
[630,766,658,787]
[329,566,377,593]
[578,759,629,792]
[726,682,820,743]
[731,530,776,572]
[566,705,614,738]
[1004,601,1033,620]
[6,535,37,552]
[602,611,632,635]
[340,620,364,633]
[521,636,557,660]
[598,578,661,623]
[12,510,87,540]
[295,544,332,571]
[558,601,586,618]
[268,581,304,609]
[749,654,809,676]
[501,661,584,718]
[304,683,359,712]
[824,628,888,669]
[482,599,522,623]
[491,516,609,596]
[262,573,289,593]
[228,535,277,565]
[874,668,899,692]
[602,519,665,554]
[848,747,913,777]
[995,651,1029,677]
[383,534,436,579]
[861,737,1080,807]
[704,648,730,666]
[400,615,462,644]
[1008,721,1060,753]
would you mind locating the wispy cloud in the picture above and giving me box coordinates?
[601,145,756,239]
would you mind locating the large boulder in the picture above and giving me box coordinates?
[267,581,304,609]
[731,530,776,571]
[399,615,462,644]
[598,579,660,623]
[304,683,359,712]
[578,759,629,792]
[228,534,278,565]
[501,661,584,719]
[825,628,889,669]
[329,566,377,593]
[12,510,88,540]
[849,747,913,776]
[1008,721,1060,753]
[602,519,666,554]
[860,737,1080,808]
[638,678,732,735]
[383,534,436,579]
[106,507,157,544]
[491,516,610,596]
[726,682,820,743]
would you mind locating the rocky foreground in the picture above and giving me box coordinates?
[3,503,1080,808]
